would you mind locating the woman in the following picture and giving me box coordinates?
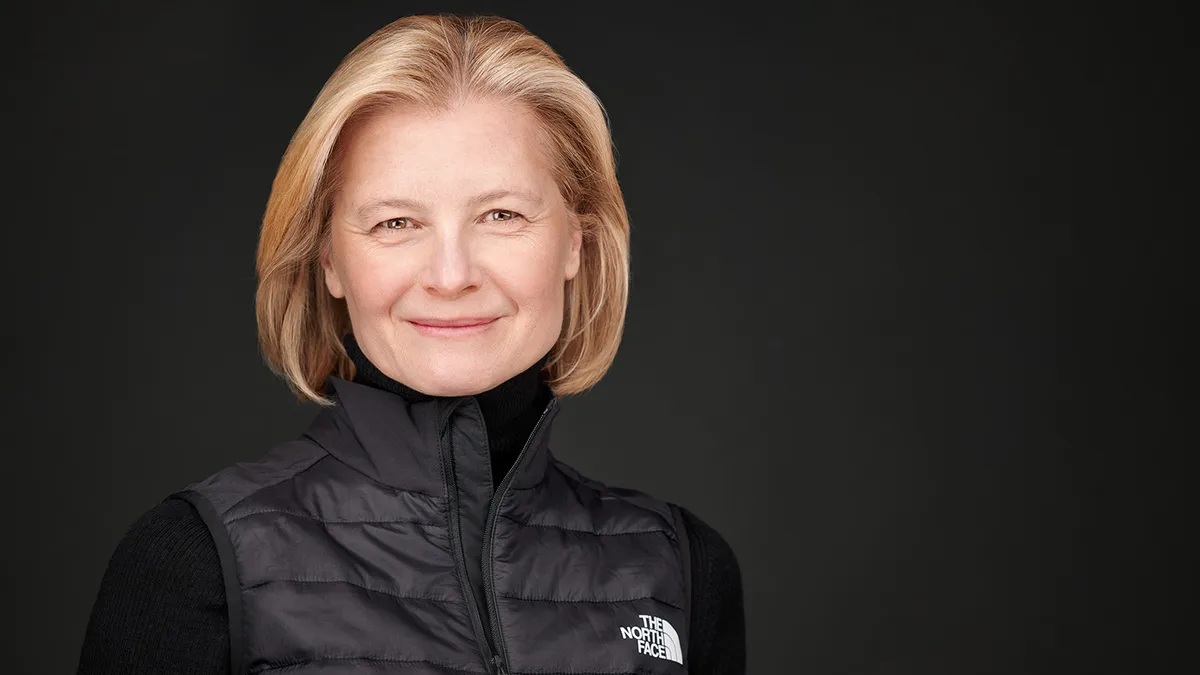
[78,13,744,675]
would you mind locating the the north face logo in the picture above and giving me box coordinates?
[619,614,683,664]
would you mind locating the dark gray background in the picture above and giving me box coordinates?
[3,1,1188,674]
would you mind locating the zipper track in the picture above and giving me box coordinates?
[438,404,495,670]
[481,399,556,674]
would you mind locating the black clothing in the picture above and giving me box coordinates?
[342,333,553,488]
[168,373,692,673]
[77,341,745,673]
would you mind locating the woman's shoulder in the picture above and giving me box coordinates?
[668,503,742,578]
[77,498,230,671]
[180,436,330,505]
[100,497,224,592]
[668,504,747,666]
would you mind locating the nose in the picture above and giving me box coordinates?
[421,227,481,298]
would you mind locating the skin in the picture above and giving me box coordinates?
[320,98,582,396]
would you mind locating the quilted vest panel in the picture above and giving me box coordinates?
[175,376,691,675]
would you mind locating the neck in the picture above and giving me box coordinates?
[340,333,553,485]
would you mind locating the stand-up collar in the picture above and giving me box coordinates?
[302,375,561,495]
[342,333,554,486]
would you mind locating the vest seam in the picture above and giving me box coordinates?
[302,433,449,502]
[244,577,464,605]
[500,513,673,538]
[669,502,692,666]
[173,489,247,675]
[220,448,330,516]
[253,655,486,673]
[516,461,681,543]
[227,507,445,528]
[495,592,683,611]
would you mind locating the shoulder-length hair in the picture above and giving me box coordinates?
[255,14,630,405]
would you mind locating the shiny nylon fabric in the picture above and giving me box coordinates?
[492,463,689,673]
[178,376,689,674]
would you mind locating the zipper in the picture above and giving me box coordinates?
[481,399,556,675]
[437,406,496,670]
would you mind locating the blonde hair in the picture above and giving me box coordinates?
[255,14,630,405]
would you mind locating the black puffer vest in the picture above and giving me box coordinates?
[174,375,692,674]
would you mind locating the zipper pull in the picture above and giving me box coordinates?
[493,654,508,675]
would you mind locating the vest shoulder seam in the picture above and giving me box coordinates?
[216,442,331,516]
[543,460,680,541]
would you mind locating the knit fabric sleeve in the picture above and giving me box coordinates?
[677,505,748,674]
[76,497,230,675]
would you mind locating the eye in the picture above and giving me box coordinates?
[376,217,414,231]
[485,209,522,222]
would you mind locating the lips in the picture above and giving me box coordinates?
[408,317,498,328]
[406,317,499,337]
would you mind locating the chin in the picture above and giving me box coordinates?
[410,364,502,397]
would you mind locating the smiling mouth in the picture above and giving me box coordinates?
[407,317,499,336]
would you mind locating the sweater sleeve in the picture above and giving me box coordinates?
[76,497,231,675]
[677,505,747,674]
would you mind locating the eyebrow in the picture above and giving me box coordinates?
[355,189,545,222]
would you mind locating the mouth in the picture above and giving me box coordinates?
[407,317,499,337]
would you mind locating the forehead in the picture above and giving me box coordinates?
[337,99,554,200]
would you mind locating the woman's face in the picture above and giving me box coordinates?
[322,98,582,396]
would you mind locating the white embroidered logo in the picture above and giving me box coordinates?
[619,614,683,664]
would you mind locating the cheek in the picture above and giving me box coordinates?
[496,241,568,314]
[340,248,415,311]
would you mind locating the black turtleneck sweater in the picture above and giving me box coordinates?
[77,337,746,673]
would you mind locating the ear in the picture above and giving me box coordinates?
[320,240,346,299]
[564,216,583,281]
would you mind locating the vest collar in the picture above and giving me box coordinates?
[302,375,561,494]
